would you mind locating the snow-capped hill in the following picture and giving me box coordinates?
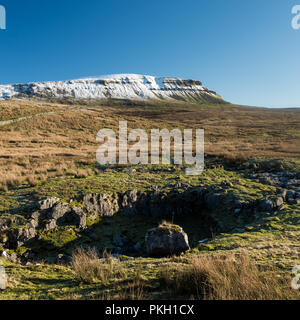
[0,74,224,103]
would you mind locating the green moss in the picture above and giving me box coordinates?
[0,165,280,219]
[38,227,78,249]
[16,246,28,255]
[157,223,182,233]
[86,213,101,227]
[244,158,300,173]
[198,244,215,251]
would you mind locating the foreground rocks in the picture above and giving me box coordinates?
[0,184,294,252]
[251,172,300,197]
[45,203,87,231]
[38,197,60,210]
[0,176,298,264]
[145,223,190,257]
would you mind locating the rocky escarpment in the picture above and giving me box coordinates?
[0,74,224,104]
[1,178,297,264]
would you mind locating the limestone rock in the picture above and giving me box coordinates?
[38,197,60,210]
[145,223,190,257]
[83,193,119,217]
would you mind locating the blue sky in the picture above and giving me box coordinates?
[0,0,299,107]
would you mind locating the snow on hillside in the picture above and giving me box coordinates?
[0,74,222,103]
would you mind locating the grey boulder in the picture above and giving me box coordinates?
[145,224,190,257]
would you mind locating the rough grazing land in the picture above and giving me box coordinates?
[0,99,299,300]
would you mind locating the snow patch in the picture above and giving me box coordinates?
[0,74,219,102]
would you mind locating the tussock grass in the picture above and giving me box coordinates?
[99,266,146,300]
[71,248,125,284]
[71,248,146,299]
[159,253,299,300]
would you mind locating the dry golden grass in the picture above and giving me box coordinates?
[159,252,299,300]
[0,100,67,121]
[99,267,146,300]
[70,248,147,299]
[71,248,125,284]
[66,249,300,300]
[0,100,300,190]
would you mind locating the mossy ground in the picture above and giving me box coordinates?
[0,165,277,216]
[0,165,299,300]
[1,226,299,300]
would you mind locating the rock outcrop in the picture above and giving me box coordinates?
[145,223,190,257]
[0,74,224,104]
[0,180,294,264]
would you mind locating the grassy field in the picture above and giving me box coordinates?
[1,99,300,191]
[0,99,299,300]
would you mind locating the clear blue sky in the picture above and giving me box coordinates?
[0,0,299,107]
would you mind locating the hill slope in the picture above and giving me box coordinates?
[0,74,225,104]
[0,99,299,300]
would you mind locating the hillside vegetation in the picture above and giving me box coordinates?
[0,99,299,300]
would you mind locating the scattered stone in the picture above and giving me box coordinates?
[83,193,119,217]
[288,199,300,205]
[7,226,36,248]
[234,199,255,209]
[6,253,18,264]
[49,203,72,221]
[45,203,87,230]
[20,250,36,265]
[221,181,233,188]
[145,223,190,257]
[0,250,7,259]
[254,172,300,196]
[273,197,284,208]
[29,211,45,223]
[277,190,287,201]
[257,198,274,212]
[198,238,209,244]
[286,190,295,201]
[71,207,87,229]
[0,218,11,231]
[122,168,136,173]
[39,197,60,210]
[121,190,140,215]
